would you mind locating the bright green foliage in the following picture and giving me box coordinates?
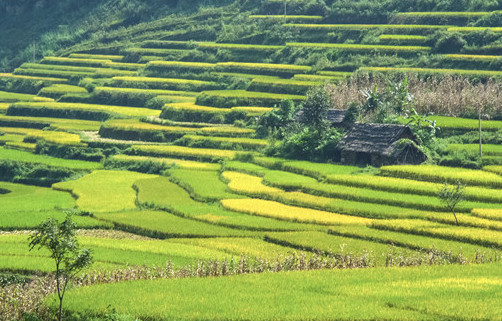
[38,84,88,98]
[62,264,502,320]
[53,170,156,213]
[484,165,502,175]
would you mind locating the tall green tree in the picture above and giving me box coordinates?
[29,215,93,321]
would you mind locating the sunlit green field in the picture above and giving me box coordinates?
[61,263,502,320]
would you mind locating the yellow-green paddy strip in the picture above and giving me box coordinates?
[286,42,431,52]
[53,170,157,213]
[62,263,502,320]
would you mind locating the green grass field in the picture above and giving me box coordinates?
[62,263,502,320]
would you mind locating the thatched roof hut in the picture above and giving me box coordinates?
[336,123,427,166]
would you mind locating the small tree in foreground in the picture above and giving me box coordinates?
[29,215,93,321]
[438,181,465,226]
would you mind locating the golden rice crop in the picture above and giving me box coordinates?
[287,42,431,52]
[317,71,353,77]
[360,66,502,77]
[126,48,190,55]
[146,61,216,70]
[14,68,95,78]
[183,135,268,147]
[103,119,199,134]
[199,126,256,136]
[395,12,490,17]
[110,154,220,171]
[25,131,82,145]
[471,209,502,221]
[41,57,112,66]
[445,54,501,61]
[38,84,88,96]
[94,86,198,97]
[0,127,82,145]
[113,77,212,85]
[10,102,160,118]
[198,42,284,51]
[216,62,311,73]
[379,34,427,42]
[69,53,124,61]
[380,165,502,188]
[222,171,283,196]
[104,62,146,71]
[484,166,502,175]
[231,106,273,115]
[130,145,238,160]
[0,73,68,83]
[164,102,231,113]
[221,198,371,225]
[283,23,451,30]
[448,27,502,32]
[249,15,323,20]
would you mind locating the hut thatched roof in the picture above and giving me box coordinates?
[327,109,347,124]
[336,123,417,156]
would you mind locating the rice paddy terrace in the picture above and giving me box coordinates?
[2,1,502,320]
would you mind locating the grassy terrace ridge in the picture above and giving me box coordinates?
[379,35,428,41]
[286,42,431,52]
[444,54,502,61]
[359,66,502,77]
[0,72,68,83]
[68,53,125,61]
[197,42,284,51]
[62,264,502,321]
[249,15,324,20]
[0,147,102,170]
[94,86,199,97]
[394,11,493,17]
[283,23,453,30]
[9,101,160,119]
[0,91,54,102]
[447,27,502,32]
[41,56,112,67]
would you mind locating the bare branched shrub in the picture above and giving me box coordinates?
[328,73,502,118]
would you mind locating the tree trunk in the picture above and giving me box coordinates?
[59,297,63,321]
[453,210,459,226]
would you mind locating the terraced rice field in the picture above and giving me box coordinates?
[3,3,502,321]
